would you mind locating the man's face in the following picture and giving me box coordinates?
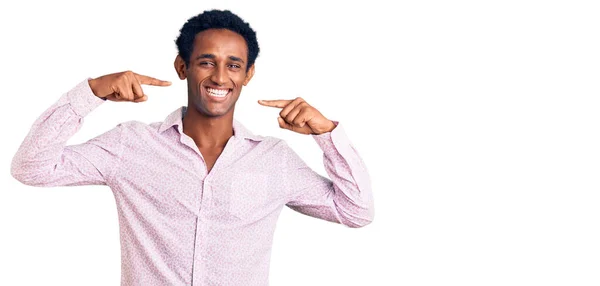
[178,28,254,118]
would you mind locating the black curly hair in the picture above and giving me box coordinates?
[175,10,260,71]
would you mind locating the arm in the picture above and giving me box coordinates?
[258,97,374,228]
[283,123,374,228]
[11,71,171,187]
[10,79,121,187]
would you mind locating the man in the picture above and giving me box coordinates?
[11,9,373,286]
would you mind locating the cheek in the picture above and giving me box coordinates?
[195,76,211,89]
[189,68,208,81]
[233,73,249,86]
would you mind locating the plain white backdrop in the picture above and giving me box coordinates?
[1,0,599,285]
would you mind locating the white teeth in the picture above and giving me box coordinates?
[207,88,229,98]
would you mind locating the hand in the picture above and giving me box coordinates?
[258,97,336,135]
[88,71,171,102]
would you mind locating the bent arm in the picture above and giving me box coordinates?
[11,79,122,187]
[285,123,374,228]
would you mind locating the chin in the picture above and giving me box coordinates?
[192,102,231,118]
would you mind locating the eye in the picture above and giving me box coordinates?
[228,64,241,69]
[199,61,214,67]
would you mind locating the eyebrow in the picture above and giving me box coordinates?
[196,54,245,63]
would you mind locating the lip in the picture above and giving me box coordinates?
[203,86,232,102]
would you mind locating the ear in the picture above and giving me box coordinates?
[243,64,255,86]
[174,55,187,80]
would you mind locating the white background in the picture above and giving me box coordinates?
[1,0,599,285]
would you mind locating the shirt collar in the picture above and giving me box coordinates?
[158,106,264,142]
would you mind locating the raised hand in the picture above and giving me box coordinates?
[258,97,336,135]
[88,71,171,103]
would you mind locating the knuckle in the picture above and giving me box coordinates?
[117,74,128,83]
[123,71,134,81]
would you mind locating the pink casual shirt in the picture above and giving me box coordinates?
[11,79,374,286]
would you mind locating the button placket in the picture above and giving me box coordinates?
[191,138,236,285]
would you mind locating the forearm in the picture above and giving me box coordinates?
[312,123,374,227]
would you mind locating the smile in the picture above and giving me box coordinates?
[206,87,231,98]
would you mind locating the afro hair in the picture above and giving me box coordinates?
[175,10,260,71]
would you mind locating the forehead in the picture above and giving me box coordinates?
[192,29,248,60]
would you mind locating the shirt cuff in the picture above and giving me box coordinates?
[312,121,354,156]
[66,78,105,117]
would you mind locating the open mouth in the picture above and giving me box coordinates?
[205,87,231,100]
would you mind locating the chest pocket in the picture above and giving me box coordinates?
[210,172,272,220]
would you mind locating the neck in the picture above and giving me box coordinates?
[182,106,234,149]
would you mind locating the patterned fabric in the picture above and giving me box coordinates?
[11,79,374,286]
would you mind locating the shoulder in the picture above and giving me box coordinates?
[114,120,164,138]
[239,133,298,161]
[252,134,290,150]
[117,120,154,130]
[257,136,306,165]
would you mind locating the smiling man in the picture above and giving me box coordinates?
[11,9,374,286]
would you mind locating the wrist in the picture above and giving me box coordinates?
[88,78,102,98]
[315,120,336,135]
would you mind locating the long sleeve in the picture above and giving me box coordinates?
[11,79,123,187]
[284,123,374,228]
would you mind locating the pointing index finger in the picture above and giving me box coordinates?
[258,99,293,108]
[135,74,172,87]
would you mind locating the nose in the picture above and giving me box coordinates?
[210,65,228,86]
